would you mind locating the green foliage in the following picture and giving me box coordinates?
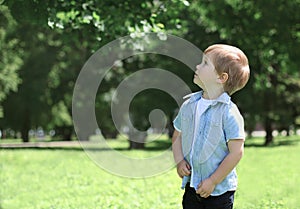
[0,6,22,105]
[1,0,299,144]
[189,0,300,143]
[4,0,50,26]
[1,24,60,140]
[51,101,72,127]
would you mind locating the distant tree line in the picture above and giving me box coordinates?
[0,0,299,147]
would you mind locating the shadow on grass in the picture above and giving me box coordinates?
[145,139,172,151]
[3,137,298,151]
[245,137,300,148]
[1,146,84,151]
[0,146,133,152]
[0,140,173,152]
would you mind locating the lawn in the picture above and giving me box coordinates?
[0,135,299,209]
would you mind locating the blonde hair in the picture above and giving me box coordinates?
[204,44,250,95]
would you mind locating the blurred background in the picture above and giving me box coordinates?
[1,1,300,209]
[0,0,299,147]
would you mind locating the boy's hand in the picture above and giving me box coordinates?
[196,177,216,198]
[176,160,191,178]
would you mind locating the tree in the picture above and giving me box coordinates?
[3,0,299,147]
[45,0,192,147]
[2,25,59,142]
[0,6,22,116]
[188,0,300,145]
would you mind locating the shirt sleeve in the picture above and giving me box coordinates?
[224,104,245,142]
[173,109,182,132]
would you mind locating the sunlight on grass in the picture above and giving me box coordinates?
[89,134,172,159]
[1,135,299,209]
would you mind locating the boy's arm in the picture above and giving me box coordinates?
[171,130,184,163]
[172,130,191,178]
[196,139,244,197]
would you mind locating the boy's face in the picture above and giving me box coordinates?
[193,53,219,90]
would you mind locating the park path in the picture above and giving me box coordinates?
[0,141,81,148]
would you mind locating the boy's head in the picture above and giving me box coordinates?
[203,44,250,95]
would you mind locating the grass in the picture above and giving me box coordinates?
[0,135,300,209]
[237,136,300,209]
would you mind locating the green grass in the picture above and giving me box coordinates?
[1,135,300,209]
[237,136,300,209]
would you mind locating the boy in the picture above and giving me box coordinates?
[172,44,250,209]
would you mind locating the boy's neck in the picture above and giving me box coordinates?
[202,88,224,100]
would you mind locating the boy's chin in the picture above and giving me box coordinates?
[193,81,202,88]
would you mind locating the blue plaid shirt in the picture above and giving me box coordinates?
[173,91,245,196]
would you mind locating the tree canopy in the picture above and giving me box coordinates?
[1,0,299,146]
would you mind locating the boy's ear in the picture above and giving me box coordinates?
[217,73,229,84]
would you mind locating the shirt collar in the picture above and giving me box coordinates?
[183,91,231,105]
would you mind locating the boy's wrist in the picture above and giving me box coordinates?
[177,159,185,166]
[209,175,219,185]
[174,156,184,164]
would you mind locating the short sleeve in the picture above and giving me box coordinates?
[223,104,245,142]
[173,109,182,132]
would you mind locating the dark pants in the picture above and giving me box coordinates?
[182,184,235,209]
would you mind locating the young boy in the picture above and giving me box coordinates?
[172,44,250,209]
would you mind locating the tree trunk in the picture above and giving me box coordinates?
[77,133,91,141]
[167,120,174,139]
[264,117,273,146]
[21,127,29,142]
[56,126,73,141]
[286,128,290,136]
[246,130,253,138]
[246,120,256,139]
[63,131,72,141]
[101,129,118,139]
[21,111,30,142]
[0,128,3,139]
[128,130,147,149]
